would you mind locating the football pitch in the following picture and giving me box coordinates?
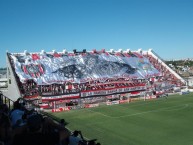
[52,93,193,145]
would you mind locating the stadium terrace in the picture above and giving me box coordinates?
[6,48,186,111]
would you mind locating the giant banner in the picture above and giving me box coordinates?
[10,52,160,85]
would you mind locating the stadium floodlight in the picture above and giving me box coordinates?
[101,48,105,53]
[125,49,131,53]
[83,49,86,53]
[118,49,123,53]
[92,49,97,53]
[52,50,56,54]
[110,49,114,53]
[73,49,77,54]
[63,49,68,54]
[138,48,142,54]
[148,48,153,52]
[41,50,46,54]
[24,50,28,55]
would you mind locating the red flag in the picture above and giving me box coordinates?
[53,53,61,57]
[32,54,40,60]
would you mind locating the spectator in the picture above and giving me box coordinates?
[9,99,25,127]
[0,112,12,145]
[69,130,84,145]
[0,104,9,115]
[87,139,97,145]
[12,114,70,145]
[60,119,69,127]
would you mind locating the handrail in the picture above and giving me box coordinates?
[0,91,14,111]
[6,53,22,99]
[148,49,186,84]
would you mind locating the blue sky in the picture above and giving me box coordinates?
[0,0,193,67]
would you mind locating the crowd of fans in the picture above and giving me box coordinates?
[0,93,101,145]
[145,54,184,87]
[39,80,144,95]
[8,53,147,100]
[9,52,185,100]
[9,54,146,99]
[8,55,183,98]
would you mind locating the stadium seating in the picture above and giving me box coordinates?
[6,50,186,111]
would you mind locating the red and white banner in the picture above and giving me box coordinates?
[52,107,70,112]
[84,103,99,108]
[144,95,157,100]
[10,52,160,85]
[106,100,120,105]
[42,93,80,101]
[24,95,39,100]
[119,100,129,104]
[81,85,146,97]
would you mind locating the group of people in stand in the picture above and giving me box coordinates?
[0,96,101,145]
[147,55,184,86]
[20,78,145,98]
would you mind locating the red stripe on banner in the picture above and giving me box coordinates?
[38,64,44,74]
[22,65,28,74]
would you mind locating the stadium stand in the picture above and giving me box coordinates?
[5,49,186,111]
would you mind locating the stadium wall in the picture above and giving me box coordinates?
[6,53,21,101]
[146,49,186,84]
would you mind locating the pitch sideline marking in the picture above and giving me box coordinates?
[87,104,190,119]
[114,104,189,118]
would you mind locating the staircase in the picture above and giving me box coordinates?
[143,49,186,86]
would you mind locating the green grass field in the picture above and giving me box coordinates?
[52,93,193,145]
